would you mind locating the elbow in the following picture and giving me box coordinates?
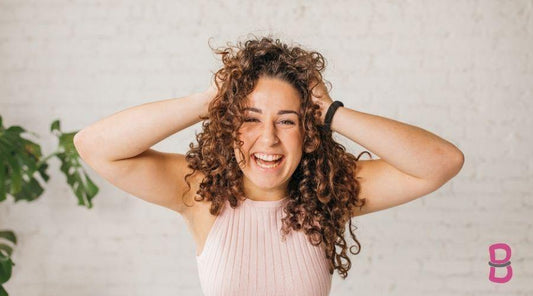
[73,130,84,147]
[451,149,465,175]
[440,149,465,182]
[422,147,465,187]
[73,130,91,160]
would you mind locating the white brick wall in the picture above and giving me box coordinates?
[1,0,531,295]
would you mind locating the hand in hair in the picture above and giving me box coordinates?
[308,76,334,125]
[204,73,224,103]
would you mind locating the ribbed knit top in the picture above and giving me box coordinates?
[195,196,333,296]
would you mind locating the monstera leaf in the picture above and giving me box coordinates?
[0,231,16,296]
[0,116,98,207]
[49,119,99,208]
[0,115,100,295]
[0,117,47,203]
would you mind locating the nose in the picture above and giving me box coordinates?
[259,121,280,145]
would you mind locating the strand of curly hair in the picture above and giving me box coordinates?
[181,34,371,279]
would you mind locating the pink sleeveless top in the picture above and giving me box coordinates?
[195,197,333,296]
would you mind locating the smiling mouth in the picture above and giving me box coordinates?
[252,154,285,168]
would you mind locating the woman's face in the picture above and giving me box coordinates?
[234,76,304,198]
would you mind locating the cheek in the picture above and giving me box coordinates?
[284,132,304,148]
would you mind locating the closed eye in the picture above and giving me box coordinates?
[244,118,295,125]
[281,120,295,125]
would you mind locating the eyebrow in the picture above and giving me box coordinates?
[243,107,301,117]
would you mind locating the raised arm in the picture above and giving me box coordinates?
[74,92,211,162]
[309,78,464,217]
[333,107,464,217]
[73,84,215,215]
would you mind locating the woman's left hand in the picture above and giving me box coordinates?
[308,77,334,125]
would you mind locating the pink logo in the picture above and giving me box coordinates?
[488,243,512,283]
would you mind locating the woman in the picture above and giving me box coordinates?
[74,35,464,296]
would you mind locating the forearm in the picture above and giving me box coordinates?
[74,92,211,162]
[330,106,464,181]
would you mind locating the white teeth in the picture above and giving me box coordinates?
[253,153,283,161]
[255,156,283,168]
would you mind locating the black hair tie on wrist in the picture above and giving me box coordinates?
[324,100,344,131]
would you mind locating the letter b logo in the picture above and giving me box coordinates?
[488,243,512,283]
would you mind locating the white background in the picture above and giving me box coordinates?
[1,0,531,295]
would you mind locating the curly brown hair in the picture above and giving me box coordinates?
[182,34,370,279]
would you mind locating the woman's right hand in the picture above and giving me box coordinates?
[204,82,217,101]
[199,75,222,118]
[204,74,223,102]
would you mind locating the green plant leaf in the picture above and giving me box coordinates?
[0,154,5,203]
[50,119,60,133]
[0,252,15,285]
[86,175,98,196]
[0,121,48,203]
[0,116,101,292]
[5,152,22,194]
[37,161,50,182]
[0,251,14,285]
[11,177,44,202]
[0,284,8,296]
[5,126,25,136]
[0,232,16,245]
[0,117,99,207]
[0,245,12,258]
[51,121,98,209]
